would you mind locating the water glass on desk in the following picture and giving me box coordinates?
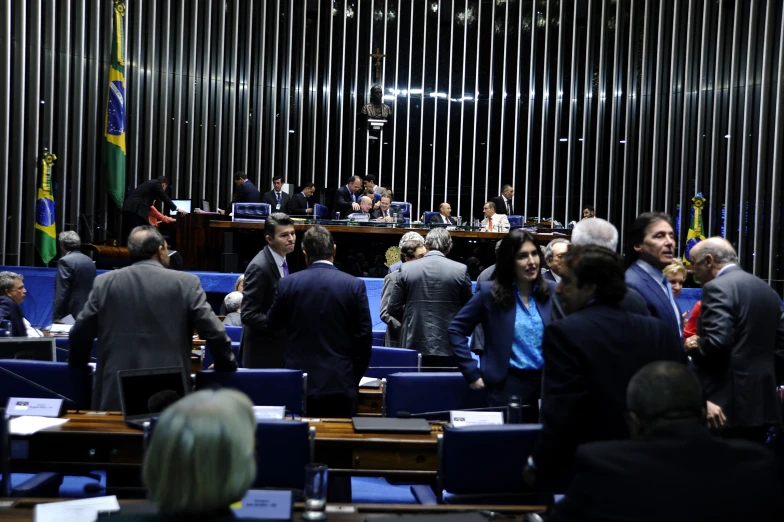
[303,463,328,520]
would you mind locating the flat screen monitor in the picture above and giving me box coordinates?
[0,338,56,361]
[170,199,192,216]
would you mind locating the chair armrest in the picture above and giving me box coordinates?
[410,485,438,505]
[12,472,63,497]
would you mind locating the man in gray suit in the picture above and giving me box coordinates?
[379,239,427,347]
[53,231,96,323]
[388,228,472,368]
[240,213,296,368]
[69,226,237,411]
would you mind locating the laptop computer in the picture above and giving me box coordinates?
[170,199,192,216]
[117,367,191,429]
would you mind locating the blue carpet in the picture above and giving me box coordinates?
[351,477,418,504]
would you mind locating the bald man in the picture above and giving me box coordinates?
[429,203,457,226]
[685,237,784,443]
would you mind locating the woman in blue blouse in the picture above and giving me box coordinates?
[449,229,558,410]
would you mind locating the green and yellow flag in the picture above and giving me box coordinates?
[105,1,127,208]
[682,193,706,266]
[35,152,57,264]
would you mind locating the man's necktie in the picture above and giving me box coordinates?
[276,192,281,203]
[282,259,289,277]
[509,201,513,215]
[489,217,493,231]
[662,275,682,336]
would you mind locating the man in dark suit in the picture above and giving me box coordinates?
[287,182,315,215]
[261,175,291,212]
[370,194,404,223]
[231,172,262,204]
[267,226,372,417]
[69,226,237,410]
[428,202,457,225]
[491,184,514,216]
[525,245,688,485]
[686,237,784,442]
[240,213,296,368]
[625,212,682,337]
[52,231,96,323]
[121,176,186,245]
[548,361,783,522]
[0,271,28,336]
[333,175,363,218]
[542,238,569,283]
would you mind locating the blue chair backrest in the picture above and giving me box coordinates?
[224,326,242,343]
[383,372,486,418]
[371,330,386,346]
[0,413,9,497]
[507,215,523,228]
[54,338,98,363]
[195,369,305,415]
[390,202,411,219]
[254,420,314,490]
[0,360,92,410]
[313,203,329,219]
[440,424,541,498]
[366,347,420,379]
[202,342,240,370]
[423,211,440,225]
[233,203,271,221]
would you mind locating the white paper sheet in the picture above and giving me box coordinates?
[359,377,381,388]
[34,495,120,522]
[9,416,70,435]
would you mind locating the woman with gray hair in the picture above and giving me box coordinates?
[113,389,256,521]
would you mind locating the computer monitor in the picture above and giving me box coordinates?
[170,199,192,216]
[0,338,56,361]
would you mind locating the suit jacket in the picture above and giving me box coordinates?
[542,270,557,283]
[469,264,496,354]
[121,180,178,221]
[625,261,681,336]
[232,180,261,203]
[428,214,457,225]
[388,251,473,357]
[548,423,783,522]
[532,302,687,479]
[53,251,96,322]
[449,281,557,385]
[287,192,312,215]
[69,260,237,410]
[240,246,288,368]
[379,270,402,347]
[267,262,372,399]
[332,185,359,217]
[261,190,290,211]
[0,296,27,337]
[691,265,784,428]
[370,208,405,223]
[481,214,510,232]
[223,312,242,327]
[491,195,513,216]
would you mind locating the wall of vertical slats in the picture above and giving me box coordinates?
[1,0,783,290]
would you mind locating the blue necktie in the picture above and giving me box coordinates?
[282,260,289,277]
[662,276,682,337]
[276,192,281,203]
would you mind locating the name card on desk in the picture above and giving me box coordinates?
[450,410,504,428]
[253,406,286,420]
[6,397,65,418]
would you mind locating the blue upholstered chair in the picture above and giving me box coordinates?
[382,372,486,419]
[0,360,92,410]
[195,369,306,415]
[224,325,242,343]
[54,338,98,363]
[371,330,386,346]
[232,202,271,221]
[313,203,330,219]
[201,341,241,370]
[0,413,63,497]
[423,211,440,226]
[366,347,420,379]
[390,202,411,220]
[507,215,523,228]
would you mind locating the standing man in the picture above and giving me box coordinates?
[379,240,428,347]
[481,202,510,232]
[240,213,296,368]
[492,184,515,216]
[582,205,595,219]
[53,231,96,323]
[686,237,784,442]
[625,212,682,337]
[0,272,28,337]
[231,172,261,204]
[363,174,383,194]
[261,175,290,212]
[388,229,472,368]
[542,238,569,283]
[267,226,372,417]
[69,226,237,411]
[429,202,457,225]
[288,182,315,215]
[121,176,186,245]
[333,175,363,217]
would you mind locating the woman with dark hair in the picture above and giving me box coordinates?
[449,229,559,411]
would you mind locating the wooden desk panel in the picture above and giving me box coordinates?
[357,387,382,416]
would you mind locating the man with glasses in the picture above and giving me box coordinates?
[543,238,570,283]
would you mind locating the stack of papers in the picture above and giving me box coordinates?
[34,495,120,522]
[10,416,69,435]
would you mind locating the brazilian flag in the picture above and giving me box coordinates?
[682,193,707,266]
[35,152,57,264]
[104,1,127,208]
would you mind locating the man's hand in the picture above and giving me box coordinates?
[351,202,361,211]
[706,401,726,429]
[469,377,485,390]
[177,208,188,215]
[684,334,700,352]
[306,208,313,214]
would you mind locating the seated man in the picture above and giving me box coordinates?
[371,195,404,223]
[347,196,374,221]
[480,201,510,232]
[222,291,243,326]
[429,202,457,225]
[548,361,783,521]
[0,271,29,336]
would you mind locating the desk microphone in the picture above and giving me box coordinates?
[0,364,79,409]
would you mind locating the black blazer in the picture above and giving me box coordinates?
[691,265,784,428]
[232,180,261,203]
[491,195,513,215]
[549,423,784,522]
[240,246,288,368]
[0,296,27,336]
[121,180,178,221]
[532,302,687,479]
[428,213,457,225]
[287,192,312,215]
[625,261,682,337]
[333,185,358,217]
[261,190,290,212]
[542,270,556,283]
[53,251,97,321]
[267,263,372,400]
[370,208,404,222]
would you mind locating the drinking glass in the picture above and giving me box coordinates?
[303,463,328,520]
